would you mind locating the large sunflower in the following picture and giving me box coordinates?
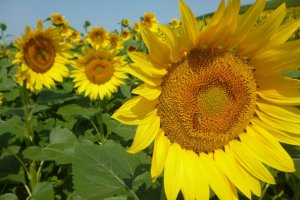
[14,20,69,91]
[113,0,300,199]
[71,48,128,100]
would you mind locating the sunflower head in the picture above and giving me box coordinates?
[71,47,128,100]
[133,22,140,32]
[113,0,300,199]
[141,12,158,31]
[87,26,110,49]
[170,18,180,28]
[13,19,70,91]
[121,19,131,27]
[109,33,123,49]
[50,13,67,26]
[121,29,131,41]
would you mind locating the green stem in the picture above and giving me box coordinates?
[20,82,38,189]
[259,183,270,200]
[292,180,300,200]
[160,182,166,200]
[95,100,106,144]
[36,161,44,183]
[20,82,34,143]
[129,189,139,200]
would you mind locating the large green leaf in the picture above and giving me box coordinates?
[23,127,77,164]
[0,193,18,200]
[57,104,100,119]
[31,182,54,200]
[73,142,150,200]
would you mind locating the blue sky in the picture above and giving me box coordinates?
[0,0,255,40]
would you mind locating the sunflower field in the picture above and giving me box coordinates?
[1,0,300,199]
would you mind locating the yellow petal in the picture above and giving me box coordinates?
[151,130,170,179]
[127,114,160,153]
[268,19,300,47]
[229,140,275,184]
[181,150,209,200]
[112,96,158,125]
[251,119,300,146]
[164,143,183,200]
[127,65,162,87]
[257,102,300,123]
[214,148,251,199]
[128,52,168,76]
[237,3,286,57]
[140,26,170,64]
[256,110,300,134]
[158,25,182,62]
[225,146,262,197]
[241,126,294,172]
[132,83,161,100]
[200,153,238,200]
[257,76,300,105]
[233,0,266,43]
[179,0,199,49]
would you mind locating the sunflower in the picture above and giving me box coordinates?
[14,20,70,91]
[113,0,300,199]
[170,18,180,28]
[121,29,131,41]
[50,13,67,26]
[109,33,123,49]
[122,19,131,27]
[87,26,110,49]
[71,48,128,100]
[141,12,158,31]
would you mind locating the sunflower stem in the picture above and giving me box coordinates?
[259,183,270,200]
[20,82,38,189]
[96,100,106,144]
[20,82,34,143]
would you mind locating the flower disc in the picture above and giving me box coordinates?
[158,49,257,152]
[23,36,55,73]
[85,59,114,84]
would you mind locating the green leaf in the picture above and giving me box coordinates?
[37,90,75,105]
[73,143,150,200]
[31,182,54,200]
[57,104,100,119]
[120,85,132,99]
[23,127,77,164]
[49,127,77,144]
[0,115,25,140]
[0,193,18,200]
[102,114,135,141]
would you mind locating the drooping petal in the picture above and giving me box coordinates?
[181,150,209,200]
[200,153,238,200]
[128,114,160,153]
[132,83,161,100]
[229,140,275,184]
[241,126,295,172]
[251,119,300,145]
[151,130,170,179]
[257,101,300,123]
[112,96,158,125]
[164,143,184,200]
[214,148,252,199]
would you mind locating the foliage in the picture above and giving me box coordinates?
[0,0,300,199]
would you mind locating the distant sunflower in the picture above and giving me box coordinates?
[121,19,131,27]
[121,29,131,41]
[50,13,66,26]
[109,33,123,49]
[71,48,128,100]
[170,18,180,28]
[87,26,110,49]
[113,0,300,199]
[142,12,158,31]
[14,20,69,91]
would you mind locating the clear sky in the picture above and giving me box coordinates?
[0,0,255,40]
